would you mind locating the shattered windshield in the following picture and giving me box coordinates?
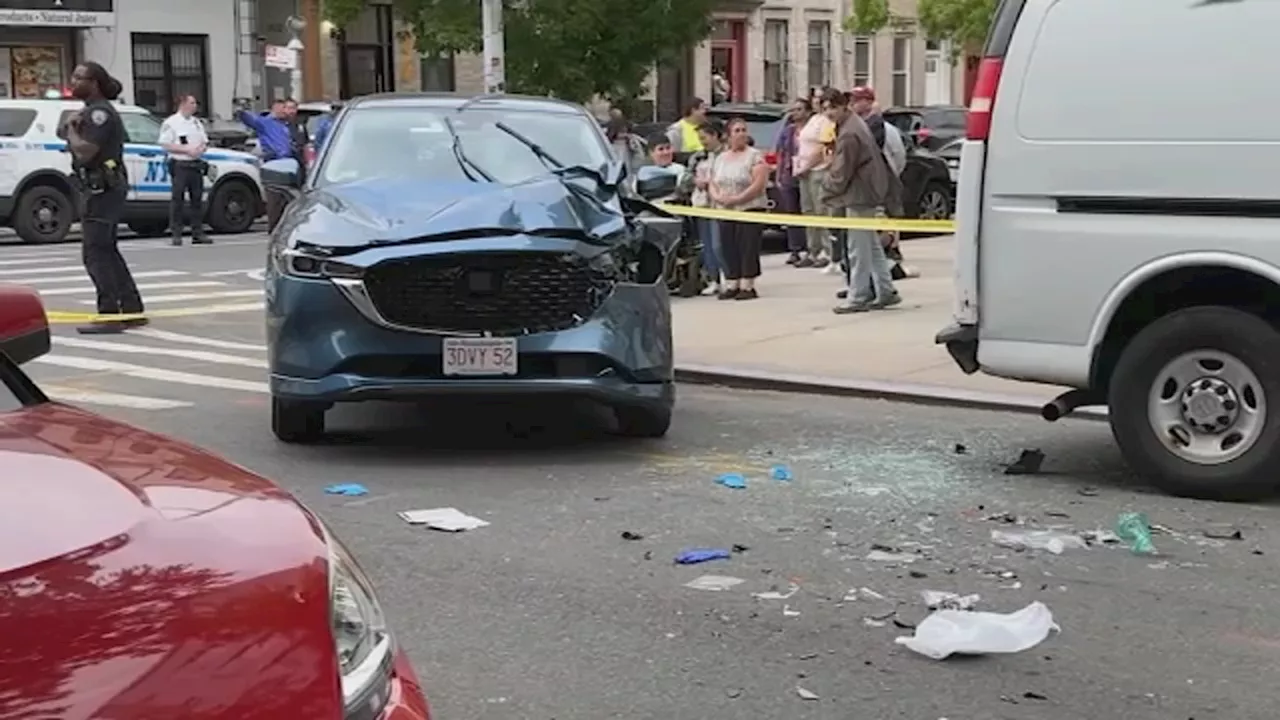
[318,107,611,187]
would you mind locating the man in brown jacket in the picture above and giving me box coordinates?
[819,87,901,312]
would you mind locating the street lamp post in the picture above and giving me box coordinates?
[481,0,505,93]
[286,15,305,100]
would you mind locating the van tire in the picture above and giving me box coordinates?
[206,179,256,234]
[14,185,73,244]
[1107,306,1280,501]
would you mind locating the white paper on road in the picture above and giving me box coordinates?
[894,601,1059,660]
[685,575,744,591]
[398,507,490,532]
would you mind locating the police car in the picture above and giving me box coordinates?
[0,98,264,244]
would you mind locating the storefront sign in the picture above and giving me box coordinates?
[0,10,112,26]
[0,0,113,26]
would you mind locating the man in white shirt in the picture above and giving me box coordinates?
[158,95,210,246]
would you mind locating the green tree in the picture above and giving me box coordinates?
[917,0,997,56]
[323,0,718,104]
[843,0,890,35]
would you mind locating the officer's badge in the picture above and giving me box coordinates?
[89,108,108,125]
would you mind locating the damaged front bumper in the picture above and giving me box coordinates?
[266,227,679,412]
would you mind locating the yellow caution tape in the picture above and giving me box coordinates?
[45,303,262,324]
[655,203,956,234]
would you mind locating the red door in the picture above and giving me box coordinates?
[710,20,746,102]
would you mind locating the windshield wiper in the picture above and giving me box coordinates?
[493,121,612,189]
[443,116,494,182]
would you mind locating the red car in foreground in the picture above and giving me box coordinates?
[0,285,430,720]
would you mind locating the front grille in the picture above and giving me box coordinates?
[362,252,614,335]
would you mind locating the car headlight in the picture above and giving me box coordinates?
[270,244,364,279]
[324,526,395,720]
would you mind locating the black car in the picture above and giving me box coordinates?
[883,105,966,152]
[704,104,954,225]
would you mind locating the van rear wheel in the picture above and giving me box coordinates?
[1107,306,1280,501]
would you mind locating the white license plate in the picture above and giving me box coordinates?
[442,338,517,376]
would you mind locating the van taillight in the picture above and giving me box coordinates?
[965,57,1004,141]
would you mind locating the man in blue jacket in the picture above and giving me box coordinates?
[236,99,294,232]
[312,102,343,154]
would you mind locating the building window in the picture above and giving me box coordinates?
[131,34,209,117]
[420,52,455,91]
[852,36,872,89]
[892,35,911,106]
[806,21,830,91]
[763,19,789,102]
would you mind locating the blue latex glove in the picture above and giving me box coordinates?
[675,548,732,564]
[325,483,368,496]
[716,473,746,489]
[770,464,793,481]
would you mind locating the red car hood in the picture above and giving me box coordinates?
[0,403,342,720]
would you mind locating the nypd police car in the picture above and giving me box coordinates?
[0,98,264,244]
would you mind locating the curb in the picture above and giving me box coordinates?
[674,364,1109,422]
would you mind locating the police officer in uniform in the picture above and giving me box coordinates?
[62,62,145,334]
[159,94,212,246]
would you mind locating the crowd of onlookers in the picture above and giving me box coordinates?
[605,86,911,312]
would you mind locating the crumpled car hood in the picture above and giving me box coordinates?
[289,175,632,248]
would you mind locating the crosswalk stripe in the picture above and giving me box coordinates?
[203,268,262,276]
[33,354,269,393]
[128,328,267,352]
[0,265,89,276]
[39,280,225,296]
[27,270,185,285]
[78,289,262,305]
[0,257,76,267]
[52,336,268,368]
[44,387,194,410]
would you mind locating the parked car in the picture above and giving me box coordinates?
[0,98,264,243]
[703,103,954,228]
[0,284,433,719]
[937,138,961,188]
[260,93,681,443]
[883,105,967,152]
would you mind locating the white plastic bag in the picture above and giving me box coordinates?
[991,529,1088,554]
[894,601,1059,660]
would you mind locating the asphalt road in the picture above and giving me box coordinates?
[9,233,1280,719]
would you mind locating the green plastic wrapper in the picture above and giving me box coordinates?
[1116,512,1157,554]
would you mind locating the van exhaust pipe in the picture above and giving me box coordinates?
[1041,389,1102,422]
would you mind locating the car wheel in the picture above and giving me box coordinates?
[916,181,953,220]
[127,220,169,237]
[614,404,672,438]
[272,397,326,443]
[14,185,72,244]
[1107,306,1280,501]
[206,179,257,234]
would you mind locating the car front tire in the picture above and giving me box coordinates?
[614,404,673,438]
[1107,306,1280,501]
[206,179,257,234]
[14,185,72,244]
[272,397,326,443]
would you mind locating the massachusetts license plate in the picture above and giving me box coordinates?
[442,338,517,376]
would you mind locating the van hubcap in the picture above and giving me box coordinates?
[1147,350,1266,465]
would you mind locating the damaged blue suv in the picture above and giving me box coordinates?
[259,94,681,443]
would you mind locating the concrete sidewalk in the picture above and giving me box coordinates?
[672,235,1077,412]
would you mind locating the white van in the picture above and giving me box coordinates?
[937,0,1280,501]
